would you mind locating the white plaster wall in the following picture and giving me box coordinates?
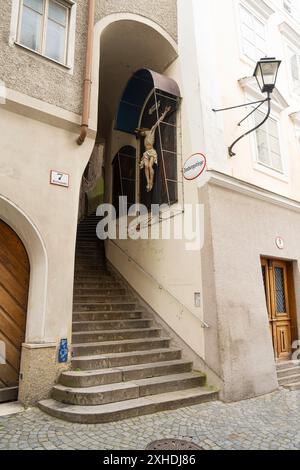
[204,175,300,400]
[191,0,300,201]
[96,7,213,365]
[0,104,94,345]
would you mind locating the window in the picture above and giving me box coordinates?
[18,0,71,65]
[139,91,178,209]
[254,109,283,172]
[283,0,300,23]
[287,46,300,96]
[112,146,136,216]
[239,4,267,61]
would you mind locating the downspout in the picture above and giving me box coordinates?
[77,0,95,145]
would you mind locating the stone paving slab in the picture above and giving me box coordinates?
[0,389,299,450]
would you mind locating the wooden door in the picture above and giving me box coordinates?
[261,258,296,361]
[0,220,29,402]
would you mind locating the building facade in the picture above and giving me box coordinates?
[0,0,299,414]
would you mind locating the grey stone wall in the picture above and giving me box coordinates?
[0,0,88,114]
[0,0,177,113]
[95,0,177,40]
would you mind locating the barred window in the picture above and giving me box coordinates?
[139,91,178,209]
[112,146,136,216]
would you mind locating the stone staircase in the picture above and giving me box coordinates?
[39,214,218,423]
[276,360,300,391]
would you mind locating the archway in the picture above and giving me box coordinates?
[0,220,29,403]
[0,197,47,354]
[95,16,178,141]
[89,15,179,216]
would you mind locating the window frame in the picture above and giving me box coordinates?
[15,0,75,68]
[253,109,283,173]
[282,0,300,24]
[250,102,287,181]
[238,3,267,63]
[235,0,272,67]
[112,146,137,216]
[285,42,300,99]
[137,89,179,209]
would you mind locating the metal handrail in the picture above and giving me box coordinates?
[108,239,210,329]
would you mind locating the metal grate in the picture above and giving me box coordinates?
[146,439,203,450]
[274,267,286,312]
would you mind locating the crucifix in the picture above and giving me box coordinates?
[135,105,171,192]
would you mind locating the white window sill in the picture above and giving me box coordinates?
[253,162,289,183]
[14,42,72,71]
[239,53,258,70]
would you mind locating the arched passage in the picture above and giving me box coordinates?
[0,197,48,347]
[0,220,29,402]
[91,13,178,140]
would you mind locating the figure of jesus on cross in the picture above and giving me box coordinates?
[135,105,171,193]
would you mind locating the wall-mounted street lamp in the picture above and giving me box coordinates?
[213,57,281,157]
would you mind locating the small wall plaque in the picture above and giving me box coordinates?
[194,292,201,308]
[58,339,68,363]
[276,237,284,250]
[50,170,69,188]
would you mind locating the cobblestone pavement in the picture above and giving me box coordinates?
[0,389,299,450]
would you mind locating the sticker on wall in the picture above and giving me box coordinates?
[183,153,207,181]
[50,170,70,188]
[275,237,284,250]
[58,339,68,363]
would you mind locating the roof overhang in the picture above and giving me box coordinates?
[115,68,181,134]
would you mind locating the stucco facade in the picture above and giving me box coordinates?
[0,0,300,408]
[95,0,177,40]
[0,0,180,405]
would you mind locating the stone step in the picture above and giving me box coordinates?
[75,261,105,267]
[76,245,103,250]
[39,387,218,424]
[72,310,143,322]
[278,373,300,386]
[75,265,106,271]
[73,295,131,303]
[52,372,205,406]
[75,262,105,268]
[75,253,105,258]
[74,275,116,283]
[72,337,170,356]
[60,359,193,388]
[74,271,110,278]
[77,238,99,242]
[276,360,300,371]
[73,278,118,285]
[282,381,300,391]
[73,288,127,296]
[72,318,152,332]
[277,366,300,378]
[73,302,138,313]
[75,247,104,253]
[75,266,106,272]
[71,347,182,370]
[77,231,99,235]
[72,327,161,343]
[75,249,104,255]
[74,281,123,289]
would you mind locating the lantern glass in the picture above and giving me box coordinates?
[254,58,281,93]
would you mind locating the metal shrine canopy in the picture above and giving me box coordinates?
[115,68,181,134]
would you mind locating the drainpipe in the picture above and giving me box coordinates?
[77,0,95,145]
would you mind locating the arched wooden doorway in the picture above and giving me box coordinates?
[0,220,29,403]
